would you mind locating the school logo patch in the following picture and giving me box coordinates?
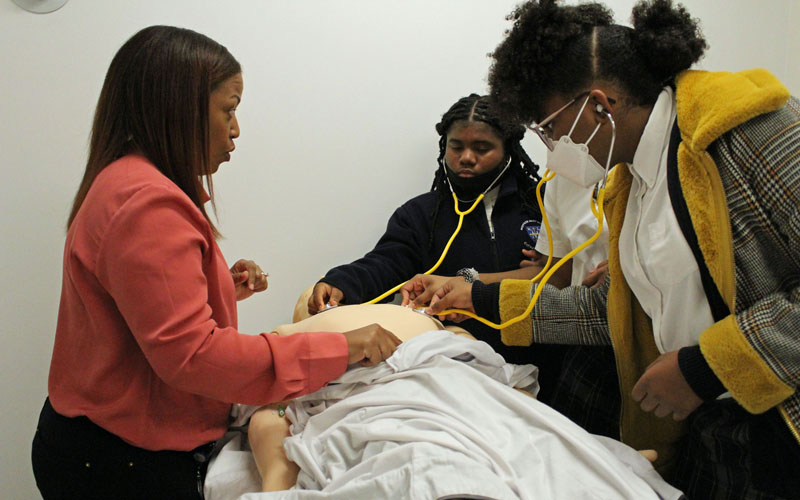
[521,220,541,249]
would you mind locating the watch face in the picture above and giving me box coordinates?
[458,268,478,283]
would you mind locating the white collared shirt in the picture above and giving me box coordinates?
[482,184,500,238]
[618,87,714,353]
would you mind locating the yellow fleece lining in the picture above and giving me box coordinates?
[675,147,737,314]
[700,316,794,413]
[676,69,790,151]
[498,279,534,346]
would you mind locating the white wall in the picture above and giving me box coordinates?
[1,1,797,497]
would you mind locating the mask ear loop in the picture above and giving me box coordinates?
[362,156,512,305]
[599,112,616,187]
[591,111,615,219]
[584,122,602,145]
[567,95,592,137]
[558,94,600,150]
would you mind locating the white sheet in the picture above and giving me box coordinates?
[206,331,683,500]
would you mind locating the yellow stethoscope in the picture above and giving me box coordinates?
[363,115,615,331]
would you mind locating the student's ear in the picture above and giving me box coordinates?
[588,89,615,122]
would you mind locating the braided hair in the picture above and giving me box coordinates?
[488,0,707,124]
[428,93,542,249]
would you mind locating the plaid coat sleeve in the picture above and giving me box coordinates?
[704,98,800,411]
[496,276,612,347]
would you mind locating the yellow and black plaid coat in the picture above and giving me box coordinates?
[494,69,800,472]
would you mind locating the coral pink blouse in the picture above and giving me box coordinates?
[48,155,348,451]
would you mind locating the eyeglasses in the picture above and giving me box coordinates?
[526,91,615,151]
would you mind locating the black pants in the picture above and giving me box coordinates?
[32,398,213,500]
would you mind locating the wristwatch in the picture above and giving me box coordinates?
[456,267,479,283]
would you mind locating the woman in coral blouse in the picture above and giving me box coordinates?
[31,25,400,500]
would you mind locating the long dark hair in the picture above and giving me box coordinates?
[489,0,707,124]
[428,94,542,249]
[67,25,241,236]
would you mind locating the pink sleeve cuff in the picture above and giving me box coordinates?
[260,331,349,399]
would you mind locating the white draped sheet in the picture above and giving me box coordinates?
[206,331,683,500]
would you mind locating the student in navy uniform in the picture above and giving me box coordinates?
[308,94,569,401]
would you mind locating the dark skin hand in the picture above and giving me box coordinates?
[420,278,475,322]
[230,259,269,301]
[308,282,345,315]
[399,247,559,317]
[342,323,403,366]
[520,248,549,269]
[581,260,609,289]
[402,274,473,322]
[631,350,703,421]
[400,274,452,307]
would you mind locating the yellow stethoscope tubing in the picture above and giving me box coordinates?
[361,192,486,305]
[435,180,606,330]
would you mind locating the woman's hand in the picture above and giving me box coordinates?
[581,260,609,289]
[425,279,475,322]
[342,324,402,366]
[631,350,703,421]
[308,283,344,315]
[230,259,269,301]
[400,274,450,306]
[520,248,547,268]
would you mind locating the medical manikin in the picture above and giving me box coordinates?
[248,303,474,491]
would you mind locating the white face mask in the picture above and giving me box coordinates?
[546,135,605,188]
[545,96,611,189]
